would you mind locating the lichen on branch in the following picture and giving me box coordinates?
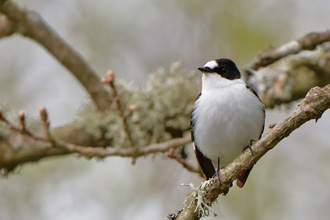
[246,37,330,109]
[0,63,200,173]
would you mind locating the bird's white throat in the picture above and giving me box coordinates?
[201,73,244,91]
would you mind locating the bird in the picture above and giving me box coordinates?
[191,58,265,188]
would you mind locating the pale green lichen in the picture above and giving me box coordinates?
[181,180,218,218]
[0,63,201,151]
[74,62,201,148]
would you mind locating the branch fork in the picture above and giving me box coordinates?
[0,106,192,172]
[165,148,203,177]
[102,69,135,148]
[0,108,51,142]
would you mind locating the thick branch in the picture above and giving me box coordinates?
[0,0,110,110]
[246,42,330,108]
[247,30,330,70]
[172,84,330,220]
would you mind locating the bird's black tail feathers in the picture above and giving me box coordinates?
[236,167,253,188]
[194,146,215,179]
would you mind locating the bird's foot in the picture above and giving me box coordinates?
[244,139,255,155]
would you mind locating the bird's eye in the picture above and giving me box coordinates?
[221,68,228,73]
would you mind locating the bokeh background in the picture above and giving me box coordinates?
[0,0,330,219]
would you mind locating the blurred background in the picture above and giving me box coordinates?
[0,0,330,219]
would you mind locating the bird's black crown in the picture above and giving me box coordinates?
[198,58,241,80]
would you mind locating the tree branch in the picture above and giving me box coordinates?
[0,106,191,171]
[0,14,14,37]
[0,62,198,173]
[246,40,330,108]
[63,135,191,157]
[0,0,110,110]
[102,70,135,147]
[247,30,330,70]
[169,84,330,220]
[165,148,203,177]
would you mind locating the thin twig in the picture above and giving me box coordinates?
[39,106,53,141]
[60,135,191,158]
[0,107,192,170]
[0,109,50,142]
[17,111,25,131]
[165,148,203,177]
[102,69,135,147]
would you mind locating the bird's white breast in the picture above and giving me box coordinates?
[192,78,264,166]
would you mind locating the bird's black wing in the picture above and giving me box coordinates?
[236,86,266,187]
[246,85,265,138]
[191,93,216,179]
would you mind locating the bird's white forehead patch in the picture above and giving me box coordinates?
[204,60,218,70]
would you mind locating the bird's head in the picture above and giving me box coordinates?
[198,58,241,80]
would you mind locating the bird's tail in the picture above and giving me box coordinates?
[236,167,253,188]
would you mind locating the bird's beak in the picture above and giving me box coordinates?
[198,67,213,73]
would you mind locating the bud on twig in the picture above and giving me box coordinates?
[39,106,52,140]
[39,106,48,122]
[102,69,114,84]
[18,110,25,121]
[268,123,277,129]
[128,104,136,112]
[18,110,25,130]
[124,104,136,119]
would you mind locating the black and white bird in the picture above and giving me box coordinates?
[191,58,265,188]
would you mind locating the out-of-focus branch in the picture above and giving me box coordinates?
[0,110,48,142]
[247,30,330,70]
[102,70,135,147]
[39,106,53,141]
[63,135,191,158]
[0,0,110,110]
[246,42,330,108]
[0,106,192,171]
[169,84,330,220]
[102,69,138,164]
[0,14,14,37]
[165,148,203,177]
